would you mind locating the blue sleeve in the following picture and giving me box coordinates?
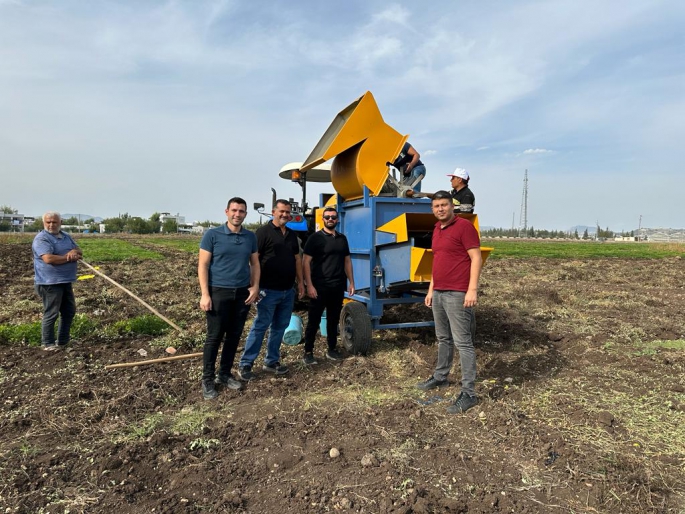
[32,233,54,257]
[200,230,214,252]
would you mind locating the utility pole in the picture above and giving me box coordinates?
[518,169,528,237]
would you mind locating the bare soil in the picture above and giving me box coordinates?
[1,240,684,513]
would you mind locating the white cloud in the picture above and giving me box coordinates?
[423,149,437,156]
[523,148,555,154]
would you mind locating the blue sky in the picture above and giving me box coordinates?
[1,0,683,230]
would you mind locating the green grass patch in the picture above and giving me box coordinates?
[106,315,170,336]
[637,339,685,351]
[75,237,163,261]
[482,240,685,259]
[145,237,202,253]
[0,320,42,345]
[0,314,98,345]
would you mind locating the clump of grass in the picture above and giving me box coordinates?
[71,314,97,339]
[118,406,215,442]
[107,315,169,336]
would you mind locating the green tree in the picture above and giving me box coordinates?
[1,205,18,214]
[582,228,589,240]
[127,217,154,234]
[62,216,79,225]
[103,217,126,233]
[147,213,161,233]
[25,217,44,232]
[162,219,178,233]
[574,229,579,239]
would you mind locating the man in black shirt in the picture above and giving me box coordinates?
[394,141,426,192]
[302,207,355,364]
[448,168,475,213]
[238,200,305,379]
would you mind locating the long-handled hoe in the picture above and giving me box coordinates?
[78,260,203,369]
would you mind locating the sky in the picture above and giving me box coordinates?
[1,0,684,231]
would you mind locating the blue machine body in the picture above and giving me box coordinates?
[327,187,436,331]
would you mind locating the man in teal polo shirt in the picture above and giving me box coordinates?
[32,211,83,351]
[198,197,260,400]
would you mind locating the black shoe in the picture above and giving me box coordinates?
[303,353,318,365]
[446,392,479,414]
[262,362,289,375]
[215,374,243,390]
[202,380,218,400]
[238,365,255,381]
[326,349,343,361]
[416,377,448,391]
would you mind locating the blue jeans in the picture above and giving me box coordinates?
[202,286,251,382]
[402,164,426,192]
[431,290,477,396]
[35,283,76,347]
[239,287,295,368]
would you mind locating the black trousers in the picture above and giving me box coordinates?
[304,286,344,353]
[202,286,251,381]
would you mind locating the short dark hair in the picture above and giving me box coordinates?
[431,190,452,203]
[274,199,292,209]
[227,197,247,209]
[323,206,337,214]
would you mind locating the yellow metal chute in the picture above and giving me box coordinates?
[300,91,407,200]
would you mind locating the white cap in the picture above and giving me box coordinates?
[447,167,469,180]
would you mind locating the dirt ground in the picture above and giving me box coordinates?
[1,240,684,513]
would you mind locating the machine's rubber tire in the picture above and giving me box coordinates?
[340,301,372,355]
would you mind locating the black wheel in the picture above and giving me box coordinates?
[340,301,372,355]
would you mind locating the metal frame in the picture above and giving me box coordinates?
[331,185,436,332]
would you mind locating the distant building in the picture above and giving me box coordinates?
[160,212,186,225]
[0,212,26,232]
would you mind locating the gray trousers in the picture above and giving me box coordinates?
[35,283,76,347]
[432,290,477,396]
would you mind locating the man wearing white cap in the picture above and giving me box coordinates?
[447,168,475,213]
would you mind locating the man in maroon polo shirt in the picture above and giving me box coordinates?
[416,190,483,414]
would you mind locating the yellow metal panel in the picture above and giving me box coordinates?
[410,247,433,282]
[376,214,408,243]
[481,247,494,265]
